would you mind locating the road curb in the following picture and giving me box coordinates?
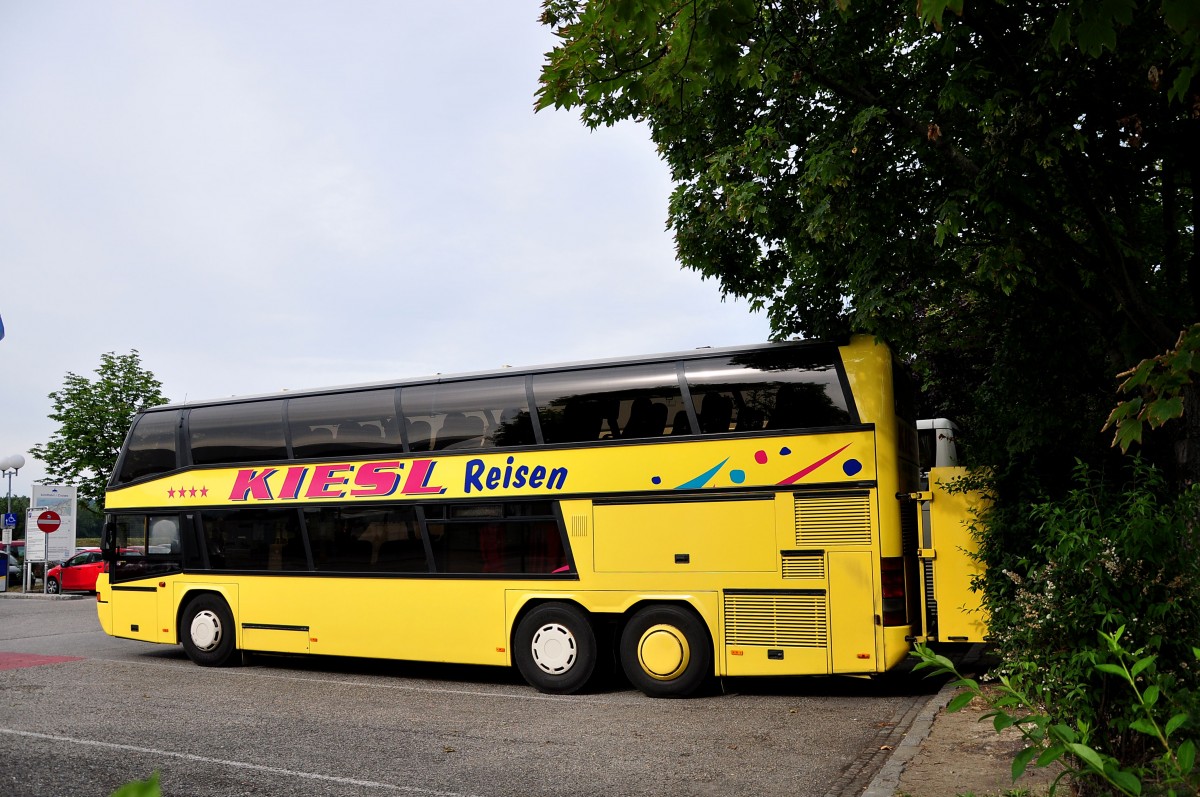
[859,679,959,797]
[0,591,89,600]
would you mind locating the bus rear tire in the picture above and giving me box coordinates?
[619,605,712,698]
[513,603,597,695]
[181,594,237,667]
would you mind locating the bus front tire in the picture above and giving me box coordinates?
[513,603,597,695]
[181,594,237,667]
[619,605,712,698]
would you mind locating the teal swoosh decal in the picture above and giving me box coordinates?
[675,458,729,489]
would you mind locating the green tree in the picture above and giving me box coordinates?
[29,351,166,509]
[539,4,1200,784]
[537,0,1199,482]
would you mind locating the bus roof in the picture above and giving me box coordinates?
[140,338,849,413]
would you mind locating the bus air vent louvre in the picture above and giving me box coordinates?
[780,553,825,580]
[570,515,589,537]
[723,593,828,648]
[794,494,872,546]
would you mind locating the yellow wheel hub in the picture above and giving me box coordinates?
[637,624,690,681]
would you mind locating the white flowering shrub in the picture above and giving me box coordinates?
[980,458,1200,791]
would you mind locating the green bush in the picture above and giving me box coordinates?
[978,459,1200,791]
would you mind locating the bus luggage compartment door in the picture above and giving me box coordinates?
[918,467,987,643]
[110,583,162,643]
[828,551,878,673]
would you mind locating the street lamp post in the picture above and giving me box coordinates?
[0,454,23,516]
[0,455,23,591]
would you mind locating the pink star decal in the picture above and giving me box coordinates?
[167,487,176,498]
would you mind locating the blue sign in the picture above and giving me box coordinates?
[2,513,16,528]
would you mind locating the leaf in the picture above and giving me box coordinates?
[1178,739,1195,775]
[1164,713,1188,738]
[1037,744,1066,766]
[1144,685,1160,707]
[1129,717,1158,736]
[1077,12,1118,57]
[1112,418,1144,452]
[1169,65,1197,104]
[1013,745,1040,781]
[1067,742,1106,773]
[1108,768,1142,795]
[1130,656,1155,678]
[1095,663,1128,678]
[1051,723,1078,744]
[1049,8,1073,51]
[1145,397,1185,427]
[110,773,162,797]
[947,691,975,712]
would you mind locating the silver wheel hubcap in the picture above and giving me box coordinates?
[530,622,577,675]
[190,610,222,651]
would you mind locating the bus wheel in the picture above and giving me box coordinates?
[181,594,237,667]
[619,605,712,698]
[513,603,597,695]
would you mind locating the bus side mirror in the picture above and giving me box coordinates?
[101,518,116,555]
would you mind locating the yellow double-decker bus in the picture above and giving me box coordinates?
[97,335,983,697]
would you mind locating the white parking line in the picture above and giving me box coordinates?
[84,655,628,704]
[0,727,484,796]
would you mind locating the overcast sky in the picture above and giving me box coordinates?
[0,2,769,499]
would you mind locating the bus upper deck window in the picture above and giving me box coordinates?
[113,410,180,485]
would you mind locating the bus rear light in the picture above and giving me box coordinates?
[881,557,907,626]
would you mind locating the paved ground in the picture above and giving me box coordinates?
[0,589,1059,797]
[866,676,1063,797]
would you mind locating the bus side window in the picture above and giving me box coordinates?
[199,508,307,572]
[532,363,683,445]
[697,393,734,433]
[406,419,433,452]
[113,411,180,484]
[622,397,668,439]
[189,401,287,466]
[426,502,569,575]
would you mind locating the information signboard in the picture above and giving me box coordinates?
[26,484,78,562]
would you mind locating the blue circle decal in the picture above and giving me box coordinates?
[842,459,863,476]
[730,469,746,484]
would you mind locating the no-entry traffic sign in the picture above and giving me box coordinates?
[36,510,61,533]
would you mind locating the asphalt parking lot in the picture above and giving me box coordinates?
[0,595,940,797]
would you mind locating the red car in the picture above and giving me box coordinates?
[46,548,103,594]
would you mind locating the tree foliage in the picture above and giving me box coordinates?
[29,351,166,509]
[538,0,1199,479]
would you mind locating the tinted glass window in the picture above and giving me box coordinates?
[289,389,402,460]
[401,376,535,452]
[110,513,182,582]
[303,505,426,572]
[114,411,179,484]
[199,507,307,571]
[532,363,686,444]
[683,349,854,433]
[426,502,569,574]
[892,357,916,425]
[189,401,287,466]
